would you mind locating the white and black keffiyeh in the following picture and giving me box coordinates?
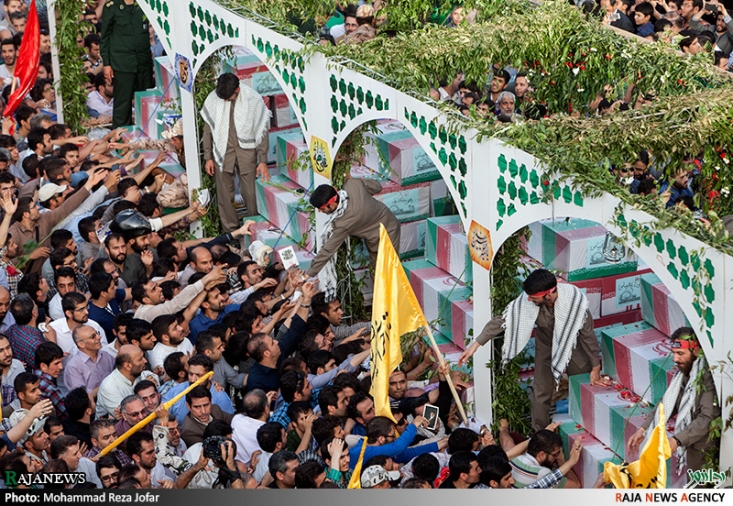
[319,190,349,301]
[645,355,707,475]
[200,81,271,171]
[501,283,589,383]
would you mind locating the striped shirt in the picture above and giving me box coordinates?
[510,452,566,489]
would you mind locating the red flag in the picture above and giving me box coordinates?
[2,0,40,121]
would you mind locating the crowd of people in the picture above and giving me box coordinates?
[0,0,723,492]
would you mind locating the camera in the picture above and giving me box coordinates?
[202,436,235,461]
[706,2,719,12]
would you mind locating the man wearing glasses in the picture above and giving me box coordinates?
[307,178,400,299]
[459,269,607,432]
[85,419,131,466]
[64,324,115,398]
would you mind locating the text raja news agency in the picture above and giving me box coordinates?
[5,491,160,503]
[616,493,726,503]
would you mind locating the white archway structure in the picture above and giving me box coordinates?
[136,0,733,475]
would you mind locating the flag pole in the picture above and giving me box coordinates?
[423,326,468,426]
[99,371,214,456]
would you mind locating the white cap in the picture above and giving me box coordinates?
[360,465,401,488]
[8,409,47,444]
[248,240,273,268]
[38,183,67,203]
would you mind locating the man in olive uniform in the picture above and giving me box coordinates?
[101,0,154,128]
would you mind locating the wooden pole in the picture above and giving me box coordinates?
[423,326,469,426]
[100,371,214,457]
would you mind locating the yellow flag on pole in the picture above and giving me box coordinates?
[369,224,429,422]
[347,435,369,489]
[604,402,671,488]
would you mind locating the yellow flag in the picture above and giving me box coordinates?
[604,403,671,489]
[369,224,429,422]
[347,435,369,489]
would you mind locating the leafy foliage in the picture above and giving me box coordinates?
[55,0,90,132]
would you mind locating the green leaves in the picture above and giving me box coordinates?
[56,0,90,132]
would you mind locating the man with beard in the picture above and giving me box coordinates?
[161,354,234,424]
[127,431,175,488]
[115,395,153,436]
[629,150,651,194]
[47,267,77,321]
[10,171,106,273]
[148,314,194,370]
[659,166,694,208]
[459,269,606,432]
[96,344,157,417]
[49,292,108,362]
[2,372,40,419]
[231,260,278,304]
[495,92,521,123]
[110,210,155,287]
[0,37,17,80]
[88,272,130,341]
[84,418,131,465]
[510,430,580,488]
[311,293,369,344]
[99,236,128,286]
[188,282,240,344]
[0,235,27,298]
[180,385,234,447]
[132,266,225,322]
[628,328,719,472]
[0,326,24,385]
[511,73,530,115]
[64,324,114,397]
[103,313,132,359]
[195,331,244,390]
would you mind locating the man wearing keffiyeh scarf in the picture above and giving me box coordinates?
[458,269,607,432]
[628,327,720,474]
[306,178,400,302]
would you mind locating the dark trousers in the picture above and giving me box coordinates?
[112,64,153,128]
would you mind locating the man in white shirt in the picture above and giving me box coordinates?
[96,344,156,418]
[87,73,114,118]
[0,36,16,80]
[50,434,103,488]
[102,313,131,359]
[49,292,107,355]
[148,314,193,370]
[48,292,107,395]
[47,267,77,321]
[231,389,271,466]
[0,332,24,385]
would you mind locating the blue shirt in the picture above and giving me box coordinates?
[88,290,125,343]
[161,381,235,424]
[347,424,439,470]
[246,314,308,393]
[659,181,694,208]
[188,303,240,345]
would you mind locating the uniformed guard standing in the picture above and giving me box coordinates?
[100,0,154,128]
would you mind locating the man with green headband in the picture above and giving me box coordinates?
[628,327,719,474]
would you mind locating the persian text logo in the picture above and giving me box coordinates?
[685,469,725,489]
